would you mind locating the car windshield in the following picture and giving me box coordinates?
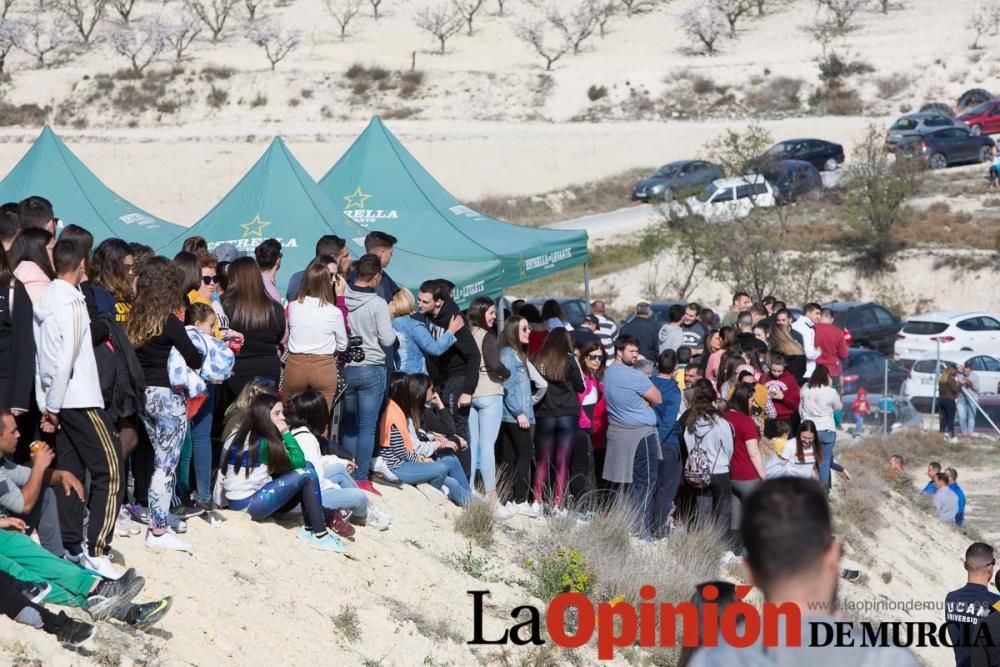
[767,143,790,156]
[890,119,918,131]
[696,183,718,203]
[968,101,994,115]
[653,164,682,178]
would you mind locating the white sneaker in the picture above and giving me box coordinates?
[520,502,542,518]
[367,505,391,531]
[554,507,569,519]
[145,530,192,552]
[492,503,514,521]
[81,553,125,580]
[371,457,400,482]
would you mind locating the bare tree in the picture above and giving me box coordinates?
[109,16,168,73]
[678,0,723,53]
[0,0,15,19]
[184,0,239,41]
[513,15,569,70]
[712,0,749,37]
[244,0,266,19]
[324,0,362,39]
[595,0,617,35]
[619,0,656,16]
[112,0,138,22]
[415,2,462,54]
[54,0,108,44]
[0,19,21,71]
[494,0,505,15]
[14,13,70,66]
[548,0,600,54]
[246,17,300,69]
[369,0,384,19]
[816,0,866,30]
[163,12,200,60]
[453,0,484,35]
[968,0,994,49]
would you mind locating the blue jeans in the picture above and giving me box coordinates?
[320,469,368,517]
[957,398,976,435]
[190,385,215,503]
[853,413,864,435]
[628,431,660,540]
[817,430,836,487]
[341,365,387,482]
[436,453,472,505]
[652,443,681,538]
[468,394,503,493]
[228,465,326,533]
[393,458,471,506]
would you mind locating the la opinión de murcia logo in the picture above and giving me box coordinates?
[467,587,999,660]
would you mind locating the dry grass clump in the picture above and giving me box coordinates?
[744,76,803,114]
[454,501,496,548]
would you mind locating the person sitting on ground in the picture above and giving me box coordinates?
[376,374,472,505]
[922,461,941,495]
[284,391,391,539]
[888,454,906,475]
[689,478,919,666]
[0,515,172,629]
[220,377,278,443]
[933,472,960,524]
[216,393,347,552]
[947,542,1000,667]
[416,374,472,478]
[947,466,967,528]
[0,568,95,647]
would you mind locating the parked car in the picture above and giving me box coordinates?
[523,297,589,327]
[887,126,996,169]
[901,351,1000,412]
[957,99,1000,136]
[672,175,775,221]
[755,138,845,172]
[894,311,1000,364]
[760,160,822,205]
[840,348,910,396]
[631,160,724,202]
[842,392,923,432]
[885,112,964,148]
[821,301,902,357]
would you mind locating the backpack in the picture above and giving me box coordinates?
[683,426,722,488]
[93,314,147,422]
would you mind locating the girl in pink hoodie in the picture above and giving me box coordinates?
[10,228,55,304]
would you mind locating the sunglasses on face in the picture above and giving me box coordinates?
[587,353,604,361]
[202,276,219,285]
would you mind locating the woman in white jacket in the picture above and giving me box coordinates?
[798,365,842,488]
[681,380,735,549]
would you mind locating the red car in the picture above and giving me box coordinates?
[958,99,1000,136]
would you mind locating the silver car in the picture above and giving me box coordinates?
[886,112,966,147]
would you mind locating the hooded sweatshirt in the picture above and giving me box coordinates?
[683,415,734,475]
[344,284,395,367]
[763,369,801,421]
[419,299,481,395]
[13,262,51,305]
[32,279,103,413]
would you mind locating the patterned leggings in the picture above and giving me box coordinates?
[141,387,188,531]
[230,465,327,534]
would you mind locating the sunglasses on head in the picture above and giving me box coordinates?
[202,276,219,285]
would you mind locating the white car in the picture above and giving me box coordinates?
[901,351,1000,411]
[671,175,776,221]
[894,311,1000,363]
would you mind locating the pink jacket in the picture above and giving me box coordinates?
[13,262,52,304]
[578,375,599,429]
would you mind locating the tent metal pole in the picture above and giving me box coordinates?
[583,263,591,306]
[497,289,505,334]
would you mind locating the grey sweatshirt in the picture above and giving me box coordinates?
[344,285,396,367]
[684,415,734,475]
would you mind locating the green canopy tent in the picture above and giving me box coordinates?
[165,137,504,307]
[316,117,591,298]
[0,126,186,248]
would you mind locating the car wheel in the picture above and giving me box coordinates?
[919,102,956,117]
[971,124,983,136]
[958,87,993,110]
[929,153,948,169]
[823,157,838,171]
[981,145,994,162]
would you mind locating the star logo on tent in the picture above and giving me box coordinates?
[343,187,372,209]
[241,214,271,238]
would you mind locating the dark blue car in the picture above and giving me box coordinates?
[761,159,822,204]
[631,160,724,202]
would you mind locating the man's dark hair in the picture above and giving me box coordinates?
[254,238,282,270]
[928,461,941,473]
[732,291,750,306]
[53,238,86,275]
[614,334,639,352]
[0,408,12,435]
[17,196,53,230]
[419,279,451,302]
[354,253,382,281]
[966,542,995,571]
[936,472,951,485]
[775,308,792,320]
[762,295,776,306]
[773,301,787,312]
[803,302,822,314]
[0,203,18,243]
[750,304,767,318]
[315,235,345,257]
[769,351,787,367]
[890,454,905,465]
[676,346,692,364]
[658,349,677,375]
[946,467,958,482]
[742,477,834,592]
[667,304,685,324]
[686,302,701,314]
[364,231,397,252]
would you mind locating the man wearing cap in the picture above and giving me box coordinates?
[571,315,603,349]
[212,242,245,264]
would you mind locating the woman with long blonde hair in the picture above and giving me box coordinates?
[768,324,806,382]
[129,257,204,552]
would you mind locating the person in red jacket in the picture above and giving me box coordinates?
[760,352,801,438]
[815,308,849,426]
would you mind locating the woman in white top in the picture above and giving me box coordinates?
[798,365,842,488]
[280,259,348,409]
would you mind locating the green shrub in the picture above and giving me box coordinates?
[587,84,608,101]
[251,92,268,108]
[207,86,228,109]
[532,548,596,600]
[289,97,300,107]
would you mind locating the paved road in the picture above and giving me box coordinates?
[547,204,658,244]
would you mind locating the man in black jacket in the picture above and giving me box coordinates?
[415,279,481,445]
[971,569,1000,667]
[619,302,659,361]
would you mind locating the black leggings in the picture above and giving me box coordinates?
[499,422,534,504]
[939,397,957,436]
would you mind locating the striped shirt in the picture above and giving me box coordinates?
[383,424,419,470]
